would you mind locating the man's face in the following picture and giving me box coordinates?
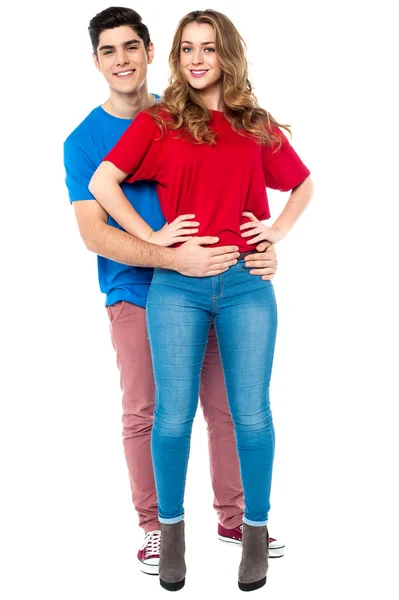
[94,25,154,93]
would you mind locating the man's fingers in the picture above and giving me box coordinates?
[206,245,239,256]
[209,253,240,265]
[256,242,272,252]
[204,268,230,276]
[244,252,270,261]
[208,258,238,270]
[249,268,275,276]
[244,260,274,269]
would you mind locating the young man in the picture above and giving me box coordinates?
[63,7,284,575]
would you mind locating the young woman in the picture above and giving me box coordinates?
[89,9,313,592]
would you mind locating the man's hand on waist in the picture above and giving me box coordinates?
[172,237,240,277]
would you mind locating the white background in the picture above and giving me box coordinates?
[1,0,398,598]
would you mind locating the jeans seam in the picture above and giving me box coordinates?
[178,447,190,511]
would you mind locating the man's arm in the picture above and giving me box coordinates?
[73,200,240,277]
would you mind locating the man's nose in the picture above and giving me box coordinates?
[116,50,129,66]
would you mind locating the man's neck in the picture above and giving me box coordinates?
[101,85,155,120]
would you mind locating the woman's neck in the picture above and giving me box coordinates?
[198,83,223,111]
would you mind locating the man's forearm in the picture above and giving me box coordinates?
[84,220,176,269]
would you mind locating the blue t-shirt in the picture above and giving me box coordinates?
[63,102,166,308]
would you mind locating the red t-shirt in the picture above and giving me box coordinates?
[104,108,310,250]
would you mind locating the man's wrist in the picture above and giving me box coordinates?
[155,247,178,271]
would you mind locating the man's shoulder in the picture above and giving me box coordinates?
[64,106,103,148]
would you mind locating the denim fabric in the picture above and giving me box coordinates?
[146,261,277,524]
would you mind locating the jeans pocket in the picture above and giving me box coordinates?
[236,259,253,273]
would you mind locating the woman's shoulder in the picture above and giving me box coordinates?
[261,119,290,151]
[145,103,174,123]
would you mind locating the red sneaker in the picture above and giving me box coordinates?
[137,530,161,575]
[218,523,285,558]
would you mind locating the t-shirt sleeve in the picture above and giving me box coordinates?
[262,126,310,191]
[64,140,96,202]
[103,111,159,183]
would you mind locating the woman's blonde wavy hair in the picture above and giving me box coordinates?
[150,9,291,147]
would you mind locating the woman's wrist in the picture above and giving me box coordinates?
[146,229,155,243]
[271,222,290,241]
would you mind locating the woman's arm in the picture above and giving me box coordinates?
[89,110,200,245]
[89,161,200,246]
[89,111,159,240]
[243,126,313,244]
[89,161,153,241]
[272,175,314,239]
[241,176,314,244]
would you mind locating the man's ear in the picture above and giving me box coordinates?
[147,42,155,65]
[93,52,102,73]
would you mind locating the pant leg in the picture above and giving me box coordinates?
[146,269,211,523]
[213,262,278,525]
[107,301,159,533]
[199,323,244,528]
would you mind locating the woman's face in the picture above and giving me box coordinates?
[180,22,222,92]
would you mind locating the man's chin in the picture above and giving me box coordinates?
[111,82,144,95]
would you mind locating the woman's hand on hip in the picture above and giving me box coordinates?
[240,212,285,244]
[149,215,199,246]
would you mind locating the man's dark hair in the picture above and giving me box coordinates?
[88,7,151,53]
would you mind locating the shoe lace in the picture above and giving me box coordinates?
[140,530,161,557]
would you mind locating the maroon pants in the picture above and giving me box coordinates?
[107,301,244,533]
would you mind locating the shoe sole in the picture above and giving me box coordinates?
[238,576,267,592]
[138,560,159,576]
[218,535,285,558]
[160,577,185,591]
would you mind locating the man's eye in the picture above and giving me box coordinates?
[127,46,139,51]
[103,50,113,55]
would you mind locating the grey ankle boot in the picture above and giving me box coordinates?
[159,521,186,591]
[238,523,269,591]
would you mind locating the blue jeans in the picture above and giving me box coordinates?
[146,261,277,526]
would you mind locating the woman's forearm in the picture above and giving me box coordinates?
[273,176,314,237]
[89,161,153,241]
